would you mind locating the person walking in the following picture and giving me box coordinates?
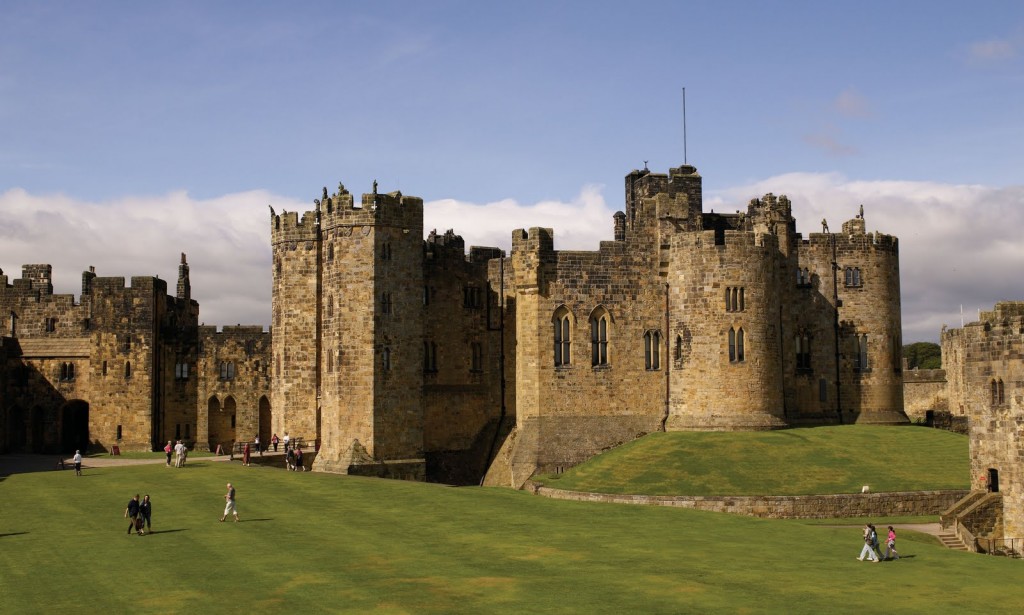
[286,446,295,471]
[271,433,279,452]
[72,450,83,476]
[884,526,900,560]
[857,523,880,562]
[174,440,184,467]
[164,441,173,466]
[220,482,239,522]
[243,442,251,467]
[124,494,141,536]
[139,495,152,535]
[294,446,304,472]
[254,435,262,456]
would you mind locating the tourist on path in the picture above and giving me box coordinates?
[254,435,262,456]
[72,450,83,476]
[286,446,295,471]
[271,433,279,452]
[164,441,173,466]
[885,526,900,560]
[243,442,251,467]
[220,482,239,522]
[294,446,304,472]
[174,440,184,467]
[139,495,152,535]
[857,523,880,562]
[124,494,142,535]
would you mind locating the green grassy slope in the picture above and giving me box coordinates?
[0,451,1014,614]
[536,426,970,495]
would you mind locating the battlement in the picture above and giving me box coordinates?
[270,208,319,243]
[982,301,1024,322]
[512,227,555,254]
[625,164,703,231]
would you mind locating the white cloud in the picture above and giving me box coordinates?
[715,174,1024,343]
[5,175,1022,345]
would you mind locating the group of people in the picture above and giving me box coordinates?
[857,523,900,562]
[124,494,153,535]
[164,440,188,467]
[285,442,305,471]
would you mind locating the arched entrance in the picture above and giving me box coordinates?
[60,400,90,454]
[259,396,272,449]
[30,405,46,453]
[208,396,237,451]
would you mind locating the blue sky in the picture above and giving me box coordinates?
[2,1,1023,343]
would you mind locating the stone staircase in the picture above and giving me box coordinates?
[935,529,970,552]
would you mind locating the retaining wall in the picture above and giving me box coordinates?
[533,486,970,519]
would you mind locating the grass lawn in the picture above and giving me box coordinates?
[536,426,970,495]
[0,452,1017,614]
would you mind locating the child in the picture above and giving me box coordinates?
[885,526,900,560]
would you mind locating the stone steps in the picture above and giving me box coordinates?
[936,531,969,551]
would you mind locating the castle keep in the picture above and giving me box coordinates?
[0,163,908,488]
[270,165,907,486]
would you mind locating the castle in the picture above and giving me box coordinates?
[0,163,910,487]
[902,302,1024,548]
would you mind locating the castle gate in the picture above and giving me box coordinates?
[59,400,90,454]
[258,396,271,450]
[207,396,237,451]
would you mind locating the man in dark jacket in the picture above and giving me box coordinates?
[124,494,141,535]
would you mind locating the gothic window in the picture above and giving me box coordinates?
[327,295,334,319]
[675,335,684,362]
[383,347,391,372]
[729,327,745,363]
[590,308,610,367]
[9,311,16,337]
[797,268,811,287]
[854,334,869,371]
[845,267,863,288]
[327,350,333,373]
[125,361,132,379]
[380,242,392,260]
[175,360,189,381]
[327,243,334,262]
[725,287,746,312]
[59,362,75,382]
[423,341,437,373]
[471,342,483,372]
[276,258,282,275]
[553,306,572,367]
[423,285,430,306]
[45,317,56,333]
[122,336,131,352]
[463,286,482,309]
[998,379,1006,405]
[381,292,392,315]
[644,330,661,370]
[796,334,811,370]
[82,318,90,331]
[991,379,998,406]
[102,360,108,376]
[220,361,235,381]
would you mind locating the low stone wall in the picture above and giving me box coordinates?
[533,486,970,519]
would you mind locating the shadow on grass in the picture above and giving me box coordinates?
[0,532,30,538]
[145,529,188,535]
[237,518,273,523]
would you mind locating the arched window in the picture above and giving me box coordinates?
[327,243,334,262]
[471,342,483,372]
[796,334,811,370]
[729,327,745,363]
[590,308,610,367]
[59,362,75,382]
[383,347,391,371]
[553,307,572,367]
[45,317,57,333]
[125,361,132,379]
[644,330,661,370]
[991,379,999,406]
[327,295,333,319]
[220,361,235,381]
[675,335,684,361]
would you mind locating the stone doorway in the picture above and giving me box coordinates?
[988,468,1000,493]
[60,400,90,454]
[258,396,271,450]
[208,396,237,452]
